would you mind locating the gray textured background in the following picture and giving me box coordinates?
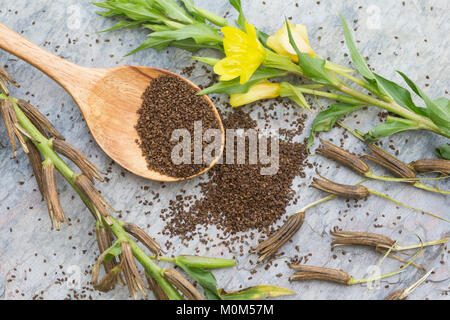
[0,0,449,300]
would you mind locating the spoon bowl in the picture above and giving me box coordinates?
[0,22,224,181]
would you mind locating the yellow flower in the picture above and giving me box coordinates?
[214,23,266,84]
[230,81,280,107]
[267,22,314,62]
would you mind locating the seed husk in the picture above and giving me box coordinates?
[384,289,406,300]
[251,211,305,263]
[409,159,450,175]
[316,139,370,175]
[52,139,104,183]
[289,265,353,285]
[331,229,396,249]
[123,223,163,256]
[96,224,121,278]
[42,161,66,230]
[311,177,370,199]
[363,143,416,182]
[162,268,204,300]
[25,140,45,199]
[146,273,168,300]
[74,174,112,224]
[120,241,147,299]
[0,99,18,156]
[16,99,64,140]
[92,250,123,293]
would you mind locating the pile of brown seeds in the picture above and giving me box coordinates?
[135,74,222,178]
[161,110,308,243]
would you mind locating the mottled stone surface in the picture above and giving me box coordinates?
[0,0,448,300]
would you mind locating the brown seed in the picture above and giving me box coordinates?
[42,161,66,230]
[251,211,305,263]
[52,139,104,182]
[123,223,162,256]
[289,265,352,285]
[384,289,406,300]
[331,229,396,249]
[363,144,416,182]
[316,139,370,175]
[162,268,204,300]
[311,177,370,199]
[146,273,168,300]
[17,99,64,139]
[409,159,450,175]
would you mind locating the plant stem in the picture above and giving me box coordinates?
[394,238,448,251]
[10,96,183,300]
[414,182,450,195]
[296,87,364,105]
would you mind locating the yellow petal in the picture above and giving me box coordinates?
[214,58,241,81]
[230,81,281,107]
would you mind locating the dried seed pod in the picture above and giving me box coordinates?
[409,159,450,175]
[16,99,64,140]
[146,273,168,300]
[331,229,396,249]
[0,66,17,95]
[0,99,18,156]
[120,241,147,299]
[363,144,416,182]
[250,212,305,263]
[123,223,162,256]
[42,161,67,230]
[91,249,123,293]
[25,140,45,199]
[311,177,370,199]
[162,268,204,300]
[52,139,104,183]
[384,289,406,300]
[74,174,112,224]
[289,265,353,285]
[316,139,370,175]
[96,225,120,276]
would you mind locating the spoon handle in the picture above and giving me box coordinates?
[0,22,84,92]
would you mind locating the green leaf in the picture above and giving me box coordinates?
[179,0,206,22]
[176,255,236,269]
[176,262,222,300]
[98,19,142,33]
[435,144,450,160]
[365,116,421,142]
[193,7,230,27]
[106,2,167,22]
[397,71,450,136]
[149,23,222,45]
[153,0,194,24]
[229,0,246,30]
[219,285,295,300]
[340,14,374,81]
[285,21,339,86]
[103,242,122,263]
[142,24,174,32]
[199,68,287,95]
[192,56,220,66]
[171,38,223,52]
[307,103,365,150]
[279,82,311,111]
[373,73,427,116]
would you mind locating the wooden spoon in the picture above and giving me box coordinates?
[0,22,224,182]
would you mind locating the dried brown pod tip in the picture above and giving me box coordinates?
[331,229,396,249]
[96,224,121,279]
[146,273,168,300]
[289,265,353,285]
[42,160,67,230]
[162,268,204,300]
[52,138,104,183]
[0,65,18,95]
[384,289,406,300]
[74,174,112,224]
[120,241,147,299]
[363,143,416,182]
[311,177,370,199]
[91,249,123,293]
[409,159,450,175]
[0,99,28,155]
[16,99,64,140]
[384,269,434,300]
[123,223,163,256]
[250,212,305,263]
[316,139,370,175]
[25,140,45,199]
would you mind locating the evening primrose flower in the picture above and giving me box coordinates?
[267,22,315,62]
[214,23,266,84]
[230,81,280,107]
